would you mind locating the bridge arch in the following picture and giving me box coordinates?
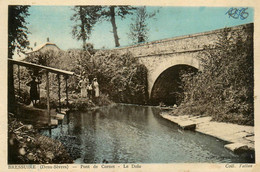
[148,55,202,105]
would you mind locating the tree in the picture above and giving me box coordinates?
[71,6,135,48]
[8,5,30,58]
[8,5,30,113]
[71,6,101,50]
[128,6,157,44]
[100,6,136,47]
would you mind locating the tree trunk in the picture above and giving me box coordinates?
[82,37,86,50]
[79,7,87,50]
[8,60,16,113]
[109,6,120,47]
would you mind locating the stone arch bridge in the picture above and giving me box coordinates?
[112,23,253,105]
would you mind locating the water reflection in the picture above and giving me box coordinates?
[43,104,253,163]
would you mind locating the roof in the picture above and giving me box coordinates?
[9,58,74,76]
[26,42,60,54]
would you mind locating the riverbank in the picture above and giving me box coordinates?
[8,113,73,164]
[160,112,254,155]
[15,86,113,111]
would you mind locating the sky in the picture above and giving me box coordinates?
[24,6,254,52]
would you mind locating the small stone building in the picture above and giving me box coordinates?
[26,42,60,55]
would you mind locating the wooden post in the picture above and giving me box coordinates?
[57,74,61,112]
[18,65,20,101]
[37,77,41,101]
[65,75,70,125]
[65,75,69,107]
[46,71,51,135]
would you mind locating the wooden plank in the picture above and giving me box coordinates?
[60,108,69,114]
[51,119,58,126]
[56,113,65,120]
[9,58,74,76]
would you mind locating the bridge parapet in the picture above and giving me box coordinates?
[111,23,252,58]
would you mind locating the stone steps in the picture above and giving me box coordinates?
[160,112,254,154]
[224,143,249,154]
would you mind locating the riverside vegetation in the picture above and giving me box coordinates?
[14,47,148,110]
[174,26,254,126]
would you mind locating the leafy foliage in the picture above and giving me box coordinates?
[178,26,254,125]
[8,5,31,113]
[128,6,158,44]
[89,51,148,104]
[59,49,148,104]
[70,5,136,48]
[8,5,31,58]
[71,6,102,50]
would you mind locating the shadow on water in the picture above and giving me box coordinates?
[40,104,254,164]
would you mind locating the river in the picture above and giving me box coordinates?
[41,104,253,163]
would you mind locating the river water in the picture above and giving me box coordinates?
[42,104,253,163]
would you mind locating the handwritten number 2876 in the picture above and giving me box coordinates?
[226,8,249,20]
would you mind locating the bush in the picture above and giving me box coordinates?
[90,51,148,104]
[177,26,254,125]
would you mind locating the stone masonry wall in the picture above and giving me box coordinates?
[110,23,253,97]
[112,23,253,58]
